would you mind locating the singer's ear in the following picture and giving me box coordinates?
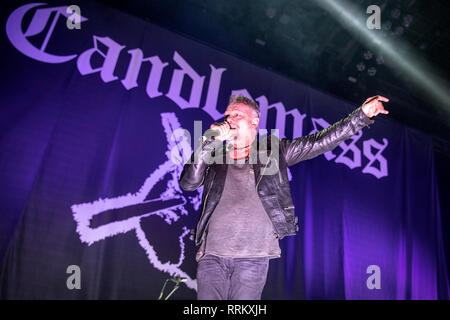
[252,118,259,127]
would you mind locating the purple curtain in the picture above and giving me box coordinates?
[0,0,448,299]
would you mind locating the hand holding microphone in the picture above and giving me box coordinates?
[205,118,237,142]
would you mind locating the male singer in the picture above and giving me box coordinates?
[180,94,389,300]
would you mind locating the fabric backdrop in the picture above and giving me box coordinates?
[0,0,448,299]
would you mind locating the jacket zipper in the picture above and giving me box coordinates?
[256,173,263,190]
[255,161,267,190]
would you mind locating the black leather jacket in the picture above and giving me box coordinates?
[180,106,374,255]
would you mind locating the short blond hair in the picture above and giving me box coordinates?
[228,95,260,118]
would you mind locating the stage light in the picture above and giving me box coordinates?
[356,62,366,72]
[403,15,413,28]
[279,14,290,25]
[376,55,384,65]
[391,8,401,19]
[255,39,266,46]
[266,7,276,19]
[382,20,392,31]
[393,26,404,36]
[368,67,377,76]
[316,0,450,118]
[363,51,373,60]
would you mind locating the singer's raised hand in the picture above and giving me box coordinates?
[361,95,389,118]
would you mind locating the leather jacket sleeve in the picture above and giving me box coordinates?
[179,138,223,191]
[281,106,375,167]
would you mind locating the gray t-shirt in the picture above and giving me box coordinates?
[204,161,281,259]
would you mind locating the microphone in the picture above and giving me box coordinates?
[203,119,233,141]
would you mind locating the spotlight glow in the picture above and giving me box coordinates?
[316,0,450,119]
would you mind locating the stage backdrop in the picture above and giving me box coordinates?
[0,1,448,299]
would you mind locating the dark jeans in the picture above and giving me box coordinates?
[196,254,269,300]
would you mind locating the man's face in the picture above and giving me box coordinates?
[224,103,259,146]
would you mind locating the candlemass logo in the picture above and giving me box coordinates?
[71,112,201,291]
[5,3,389,181]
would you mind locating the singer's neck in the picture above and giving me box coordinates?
[228,142,254,160]
[229,148,250,160]
[232,133,257,148]
[233,144,251,150]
